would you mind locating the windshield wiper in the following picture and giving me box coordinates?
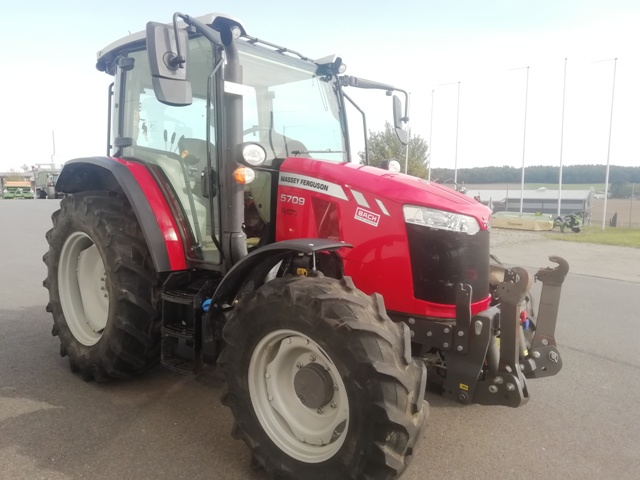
[291,149,346,155]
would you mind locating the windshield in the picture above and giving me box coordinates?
[237,42,347,163]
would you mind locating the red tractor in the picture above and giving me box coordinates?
[43,13,568,480]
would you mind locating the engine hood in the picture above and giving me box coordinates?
[280,158,491,228]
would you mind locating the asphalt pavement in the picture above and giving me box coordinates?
[1,200,638,480]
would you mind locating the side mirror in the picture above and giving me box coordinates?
[146,22,192,106]
[393,95,408,145]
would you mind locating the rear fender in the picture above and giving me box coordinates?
[56,157,186,272]
[212,239,351,305]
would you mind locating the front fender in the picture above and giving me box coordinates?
[212,238,351,303]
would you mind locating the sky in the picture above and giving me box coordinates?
[3,0,640,175]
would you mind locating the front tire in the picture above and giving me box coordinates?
[43,191,160,381]
[219,274,427,480]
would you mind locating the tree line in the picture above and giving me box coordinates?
[362,123,638,198]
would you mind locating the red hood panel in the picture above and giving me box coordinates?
[280,158,490,227]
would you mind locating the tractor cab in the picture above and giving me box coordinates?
[95,14,406,272]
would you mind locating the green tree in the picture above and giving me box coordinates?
[358,122,429,178]
[610,181,633,199]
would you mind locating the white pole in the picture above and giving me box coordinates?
[601,58,617,230]
[454,82,461,184]
[630,183,635,228]
[428,89,434,181]
[520,67,530,213]
[453,82,460,184]
[404,92,411,174]
[404,126,410,174]
[436,81,460,183]
[558,59,567,217]
[51,130,56,165]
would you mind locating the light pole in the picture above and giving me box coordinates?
[404,126,410,174]
[592,58,618,230]
[404,92,411,174]
[558,59,567,217]
[435,81,461,184]
[509,66,530,213]
[428,89,434,181]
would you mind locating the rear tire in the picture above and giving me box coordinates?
[219,274,427,480]
[43,191,160,381]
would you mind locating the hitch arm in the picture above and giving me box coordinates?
[473,267,533,407]
[525,256,569,378]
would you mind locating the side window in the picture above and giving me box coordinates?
[120,43,221,265]
[137,91,209,153]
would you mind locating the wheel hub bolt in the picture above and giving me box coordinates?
[330,402,337,409]
[296,362,303,368]
[317,407,323,414]
[309,354,316,362]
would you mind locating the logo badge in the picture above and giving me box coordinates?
[354,207,380,227]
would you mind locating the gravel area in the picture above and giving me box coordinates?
[489,227,548,248]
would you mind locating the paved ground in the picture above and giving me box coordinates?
[490,228,640,284]
[1,201,638,480]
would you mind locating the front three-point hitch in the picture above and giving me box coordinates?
[440,256,569,407]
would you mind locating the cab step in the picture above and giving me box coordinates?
[160,283,213,375]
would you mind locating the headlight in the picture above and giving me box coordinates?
[241,143,267,166]
[403,205,481,235]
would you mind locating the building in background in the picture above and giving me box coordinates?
[466,187,594,224]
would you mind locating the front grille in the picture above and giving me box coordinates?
[406,224,489,305]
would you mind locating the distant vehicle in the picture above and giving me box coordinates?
[554,212,583,233]
[2,181,34,199]
[34,168,62,199]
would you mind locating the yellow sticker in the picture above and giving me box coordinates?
[296,268,308,276]
[459,383,469,391]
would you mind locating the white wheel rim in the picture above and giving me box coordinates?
[58,232,109,346]
[248,329,349,463]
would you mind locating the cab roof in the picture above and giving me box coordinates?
[95,13,245,74]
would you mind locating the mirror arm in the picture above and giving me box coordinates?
[175,13,223,47]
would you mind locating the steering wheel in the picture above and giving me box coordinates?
[243,125,273,136]
[178,137,215,166]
